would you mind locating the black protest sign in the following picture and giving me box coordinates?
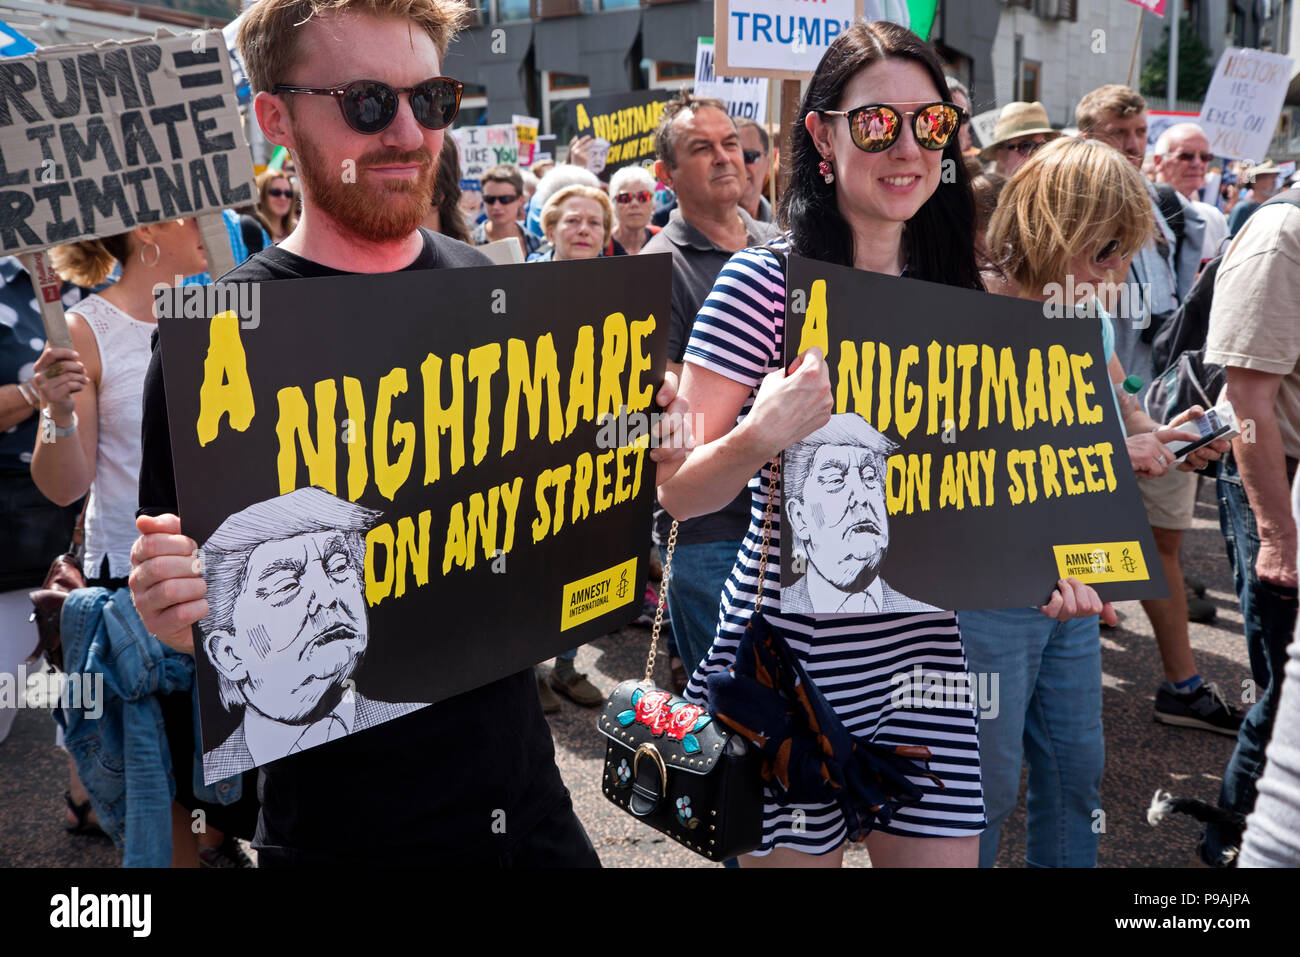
[780,255,1166,612]
[157,255,670,779]
[568,90,673,179]
[0,32,255,256]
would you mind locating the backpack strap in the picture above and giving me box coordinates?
[1260,188,1300,213]
[1159,179,1190,265]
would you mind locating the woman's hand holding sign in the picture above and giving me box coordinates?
[129,514,207,655]
[31,346,88,418]
[740,346,835,462]
[649,368,694,465]
[657,348,832,523]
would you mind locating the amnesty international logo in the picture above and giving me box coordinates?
[1052,541,1149,584]
[561,558,639,631]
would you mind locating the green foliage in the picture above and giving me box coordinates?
[1140,20,1216,103]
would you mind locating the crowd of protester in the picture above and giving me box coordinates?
[4,0,1300,870]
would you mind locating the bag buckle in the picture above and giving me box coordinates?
[629,742,667,817]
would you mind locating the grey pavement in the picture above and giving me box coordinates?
[0,479,1254,867]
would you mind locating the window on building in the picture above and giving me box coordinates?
[1018,60,1041,102]
[497,0,531,21]
[458,83,488,127]
[641,58,693,90]
[542,71,591,143]
[600,0,641,7]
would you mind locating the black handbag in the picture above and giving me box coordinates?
[597,462,783,862]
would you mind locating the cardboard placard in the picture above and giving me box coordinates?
[0,32,255,256]
[1146,110,1202,150]
[512,114,539,166]
[1198,47,1296,163]
[779,256,1166,613]
[568,91,673,180]
[713,0,865,81]
[451,124,519,180]
[694,37,769,122]
[156,255,671,781]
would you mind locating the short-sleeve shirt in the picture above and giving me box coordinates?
[1205,202,1300,458]
[642,207,779,546]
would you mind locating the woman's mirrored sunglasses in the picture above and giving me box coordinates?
[273,76,464,135]
[819,101,966,153]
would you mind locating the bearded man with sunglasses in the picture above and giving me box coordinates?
[128,0,600,867]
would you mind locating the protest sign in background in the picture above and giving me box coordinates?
[157,255,670,766]
[1124,0,1166,15]
[714,0,863,80]
[0,32,255,256]
[1146,110,1201,150]
[0,19,36,57]
[694,37,769,122]
[568,90,672,179]
[968,108,1000,151]
[451,124,519,179]
[780,256,1166,612]
[512,114,539,166]
[1198,47,1296,163]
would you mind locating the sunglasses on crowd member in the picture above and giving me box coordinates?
[483,193,520,205]
[1002,139,1045,157]
[266,187,294,199]
[615,190,653,204]
[742,149,763,165]
[1168,150,1214,163]
[1094,238,1122,264]
[819,101,966,153]
[272,76,464,135]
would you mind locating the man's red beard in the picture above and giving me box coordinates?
[293,129,436,243]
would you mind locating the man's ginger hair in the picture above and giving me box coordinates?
[237,0,470,95]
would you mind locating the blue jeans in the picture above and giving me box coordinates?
[959,607,1104,868]
[657,539,743,674]
[1205,456,1299,864]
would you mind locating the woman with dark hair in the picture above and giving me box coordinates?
[656,20,1107,867]
[423,135,471,243]
[254,169,298,244]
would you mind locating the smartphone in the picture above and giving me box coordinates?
[1164,399,1240,461]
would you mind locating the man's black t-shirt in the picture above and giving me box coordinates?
[138,228,572,864]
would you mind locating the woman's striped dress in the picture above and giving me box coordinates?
[681,241,987,856]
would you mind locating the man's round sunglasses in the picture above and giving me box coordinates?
[615,190,653,204]
[819,102,966,153]
[272,76,464,134]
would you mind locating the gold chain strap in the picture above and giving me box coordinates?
[643,457,779,683]
[643,519,678,683]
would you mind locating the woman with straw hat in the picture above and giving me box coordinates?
[979,100,1061,177]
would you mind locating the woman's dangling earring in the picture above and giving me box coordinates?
[140,242,161,267]
[818,157,835,185]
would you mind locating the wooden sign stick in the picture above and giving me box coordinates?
[197,212,237,280]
